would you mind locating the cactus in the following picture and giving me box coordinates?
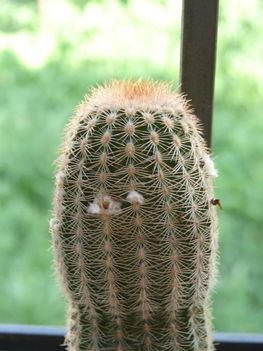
[50,80,218,351]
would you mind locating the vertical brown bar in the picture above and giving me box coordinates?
[180,0,219,148]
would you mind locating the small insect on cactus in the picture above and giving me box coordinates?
[50,80,218,351]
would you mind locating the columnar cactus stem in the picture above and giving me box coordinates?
[50,80,218,351]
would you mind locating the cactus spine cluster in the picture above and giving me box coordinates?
[50,80,218,351]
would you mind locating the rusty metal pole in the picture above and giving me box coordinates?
[180,0,219,148]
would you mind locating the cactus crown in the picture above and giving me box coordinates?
[51,79,218,351]
[86,80,187,108]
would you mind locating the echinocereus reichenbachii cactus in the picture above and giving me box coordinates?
[50,80,218,351]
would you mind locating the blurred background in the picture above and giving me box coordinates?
[0,0,263,332]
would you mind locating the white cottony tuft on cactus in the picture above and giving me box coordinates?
[126,191,145,205]
[50,80,218,351]
[203,155,218,178]
[87,194,122,215]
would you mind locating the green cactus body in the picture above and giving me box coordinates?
[50,80,218,351]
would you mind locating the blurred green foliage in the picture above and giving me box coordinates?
[0,0,262,332]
